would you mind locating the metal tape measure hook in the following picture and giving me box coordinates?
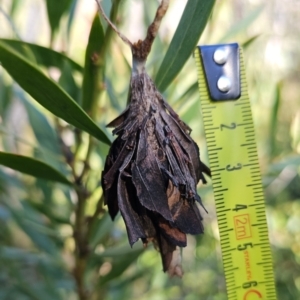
[198,43,241,101]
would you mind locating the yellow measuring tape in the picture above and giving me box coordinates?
[195,44,277,300]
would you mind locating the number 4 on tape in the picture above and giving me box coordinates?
[194,43,277,300]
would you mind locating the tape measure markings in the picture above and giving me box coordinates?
[195,45,277,300]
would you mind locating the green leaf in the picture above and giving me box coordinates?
[10,0,20,17]
[269,82,282,158]
[0,74,12,115]
[0,245,69,299]
[58,60,80,103]
[67,0,79,41]
[0,151,72,185]
[0,4,21,39]
[242,35,260,49]
[29,201,70,225]
[0,39,83,71]
[11,202,61,255]
[267,156,300,173]
[96,243,143,258]
[94,244,144,285]
[0,167,23,191]
[155,0,215,92]
[105,77,122,112]
[0,42,111,145]
[82,14,105,112]
[111,269,149,291]
[89,212,116,248]
[16,90,65,172]
[172,81,198,106]
[219,5,264,43]
[33,178,72,224]
[45,0,73,38]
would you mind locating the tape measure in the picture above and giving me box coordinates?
[194,44,277,300]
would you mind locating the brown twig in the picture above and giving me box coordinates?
[146,0,170,41]
[95,0,132,47]
[132,0,169,60]
[95,0,170,61]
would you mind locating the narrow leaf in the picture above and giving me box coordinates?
[10,0,21,17]
[219,5,264,43]
[0,74,12,115]
[67,0,79,40]
[96,243,143,258]
[17,90,67,174]
[95,244,144,285]
[46,0,73,38]
[82,14,105,112]
[0,39,83,71]
[173,82,198,106]
[105,77,122,112]
[155,0,215,92]
[269,82,282,158]
[242,35,260,49]
[89,212,116,248]
[58,60,80,103]
[0,42,111,145]
[99,252,142,285]
[11,202,60,256]
[0,151,72,185]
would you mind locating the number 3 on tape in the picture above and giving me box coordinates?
[194,44,277,300]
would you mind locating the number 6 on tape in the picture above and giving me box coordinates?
[194,43,277,300]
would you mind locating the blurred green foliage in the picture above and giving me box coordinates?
[0,0,299,299]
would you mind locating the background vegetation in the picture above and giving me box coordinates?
[0,0,299,299]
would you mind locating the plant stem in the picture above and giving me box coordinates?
[73,184,89,300]
[70,2,125,298]
[72,133,97,299]
[87,195,105,240]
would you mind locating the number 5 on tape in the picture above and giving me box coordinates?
[194,43,277,300]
